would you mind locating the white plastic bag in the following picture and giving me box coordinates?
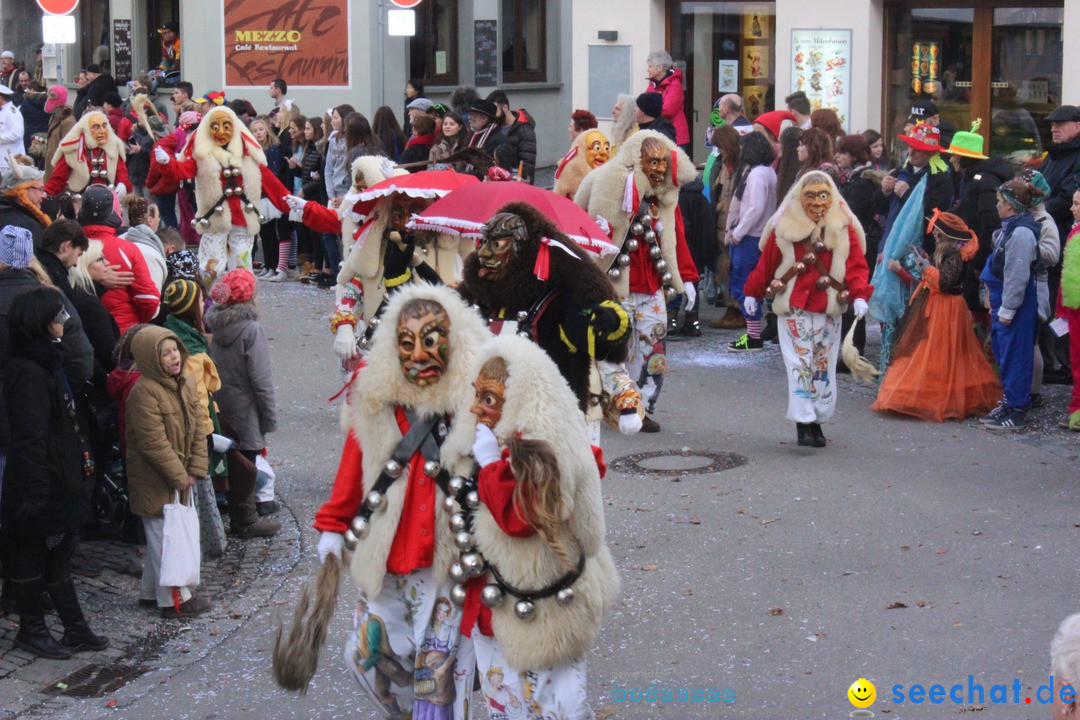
[160,490,202,588]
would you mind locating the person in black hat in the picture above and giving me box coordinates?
[466,97,507,166]
[73,63,118,118]
[153,21,181,83]
[634,92,676,144]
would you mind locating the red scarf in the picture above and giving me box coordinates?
[405,133,435,149]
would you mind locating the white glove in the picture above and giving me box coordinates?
[472,424,502,468]
[115,184,127,201]
[853,298,869,319]
[333,324,358,361]
[317,531,345,563]
[210,433,235,453]
[285,194,307,212]
[618,412,643,435]
[683,282,697,311]
[743,296,758,317]
[154,146,170,164]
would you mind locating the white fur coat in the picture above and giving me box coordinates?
[52,111,127,191]
[440,335,620,670]
[188,106,266,236]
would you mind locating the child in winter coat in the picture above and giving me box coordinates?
[124,324,211,617]
[204,269,279,535]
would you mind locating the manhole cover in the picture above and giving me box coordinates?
[609,450,747,476]
[44,663,150,698]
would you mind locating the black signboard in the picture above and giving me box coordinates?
[474,19,498,87]
[113,19,132,83]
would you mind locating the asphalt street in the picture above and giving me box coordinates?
[14,279,1078,720]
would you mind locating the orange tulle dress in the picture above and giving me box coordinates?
[872,248,1002,421]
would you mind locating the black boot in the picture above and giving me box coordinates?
[678,310,702,337]
[809,423,827,448]
[47,578,110,652]
[13,577,71,660]
[796,423,814,447]
[761,313,779,343]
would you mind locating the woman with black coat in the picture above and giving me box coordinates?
[1,286,108,659]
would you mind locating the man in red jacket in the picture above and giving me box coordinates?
[77,185,159,333]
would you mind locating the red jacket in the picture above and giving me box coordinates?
[744,225,872,312]
[647,69,690,146]
[146,129,186,196]
[85,224,161,333]
[628,206,699,294]
[44,150,132,196]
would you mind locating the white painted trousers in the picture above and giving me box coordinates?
[777,308,841,423]
[198,227,254,279]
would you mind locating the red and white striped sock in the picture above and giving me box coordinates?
[746,319,762,339]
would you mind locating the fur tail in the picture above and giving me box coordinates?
[841,316,879,384]
[272,553,342,694]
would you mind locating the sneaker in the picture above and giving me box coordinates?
[264,269,288,283]
[1058,417,1080,431]
[160,596,212,619]
[728,334,764,352]
[984,407,1027,431]
[316,274,336,289]
[978,402,1008,425]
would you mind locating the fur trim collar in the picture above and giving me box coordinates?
[189,107,265,236]
[52,111,127,189]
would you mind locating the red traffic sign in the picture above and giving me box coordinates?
[37,0,80,15]
[390,0,422,7]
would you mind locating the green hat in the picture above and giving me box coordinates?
[162,279,201,316]
[945,119,988,160]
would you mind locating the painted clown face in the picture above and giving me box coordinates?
[208,111,234,147]
[584,131,610,168]
[477,213,526,281]
[397,300,451,387]
[87,113,110,147]
[800,181,833,222]
[470,369,506,429]
[640,141,669,188]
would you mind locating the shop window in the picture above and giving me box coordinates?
[501,0,546,83]
[146,0,180,82]
[79,0,111,74]
[410,0,458,86]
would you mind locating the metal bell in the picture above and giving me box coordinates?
[384,459,403,478]
[517,330,530,338]
[607,267,621,281]
[214,205,225,214]
[793,261,806,273]
[654,259,667,273]
[769,278,786,292]
[663,286,677,301]
[638,212,652,225]
[198,218,211,228]
[453,531,474,551]
[449,583,468,607]
[257,214,267,224]
[343,529,358,550]
[449,512,468,533]
[616,253,630,268]
[803,251,817,264]
[516,310,529,322]
[369,316,380,328]
[72,193,81,202]
[643,229,658,244]
[190,219,198,229]
[350,516,369,539]
[246,203,256,213]
[648,245,662,259]
[461,552,485,576]
[514,599,537,621]
[443,495,458,513]
[366,490,386,512]
[630,222,644,236]
[224,187,235,197]
[813,241,827,254]
[837,289,851,303]
[481,584,504,608]
[557,587,576,605]
[815,275,831,291]
[625,238,639,253]
[465,490,480,510]
[448,476,465,494]
[448,561,467,584]
[423,460,440,477]
[660,272,673,285]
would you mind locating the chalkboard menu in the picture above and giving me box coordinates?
[474,19,498,87]
[113,19,132,83]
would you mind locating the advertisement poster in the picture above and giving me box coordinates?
[743,6,770,40]
[790,29,851,131]
[910,41,940,95]
[718,59,738,93]
[744,46,769,80]
[224,0,350,87]
[743,85,769,118]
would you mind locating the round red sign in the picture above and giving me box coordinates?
[390,0,423,7]
[36,0,80,15]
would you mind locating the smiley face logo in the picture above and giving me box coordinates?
[848,678,876,708]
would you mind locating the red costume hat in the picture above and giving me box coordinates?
[897,122,942,152]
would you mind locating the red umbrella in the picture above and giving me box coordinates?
[351,169,479,217]
[409,182,618,257]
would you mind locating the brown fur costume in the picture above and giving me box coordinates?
[573,129,695,299]
[459,201,630,413]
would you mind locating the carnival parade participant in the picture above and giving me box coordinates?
[872,211,1001,421]
[152,105,291,278]
[311,283,491,719]
[44,110,131,198]
[458,203,638,442]
[552,127,610,200]
[574,129,697,433]
[438,334,620,719]
[742,170,873,448]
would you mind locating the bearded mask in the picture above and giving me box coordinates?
[208,110,234,147]
[397,299,451,387]
[584,130,610,168]
[800,181,833,222]
[640,138,669,188]
[86,113,111,147]
[477,212,528,281]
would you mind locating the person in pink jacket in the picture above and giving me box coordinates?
[646,51,690,154]
[77,185,160,333]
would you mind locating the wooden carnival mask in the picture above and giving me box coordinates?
[470,356,508,429]
[640,137,669,188]
[86,112,110,147]
[800,180,833,222]
[477,213,528,282]
[584,130,610,168]
[208,110,234,147]
[397,298,451,387]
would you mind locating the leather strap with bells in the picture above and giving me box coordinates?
[764,231,850,303]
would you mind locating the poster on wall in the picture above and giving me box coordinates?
[743,6,770,39]
[910,41,940,95]
[224,0,350,87]
[718,59,738,93]
[790,29,851,131]
[743,85,769,118]
[744,47,769,80]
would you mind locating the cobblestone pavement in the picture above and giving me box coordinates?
[0,502,302,719]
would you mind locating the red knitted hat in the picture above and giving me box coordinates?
[752,110,797,140]
[210,268,256,305]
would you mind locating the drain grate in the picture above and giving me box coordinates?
[609,449,748,477]
[44,663,150,698]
